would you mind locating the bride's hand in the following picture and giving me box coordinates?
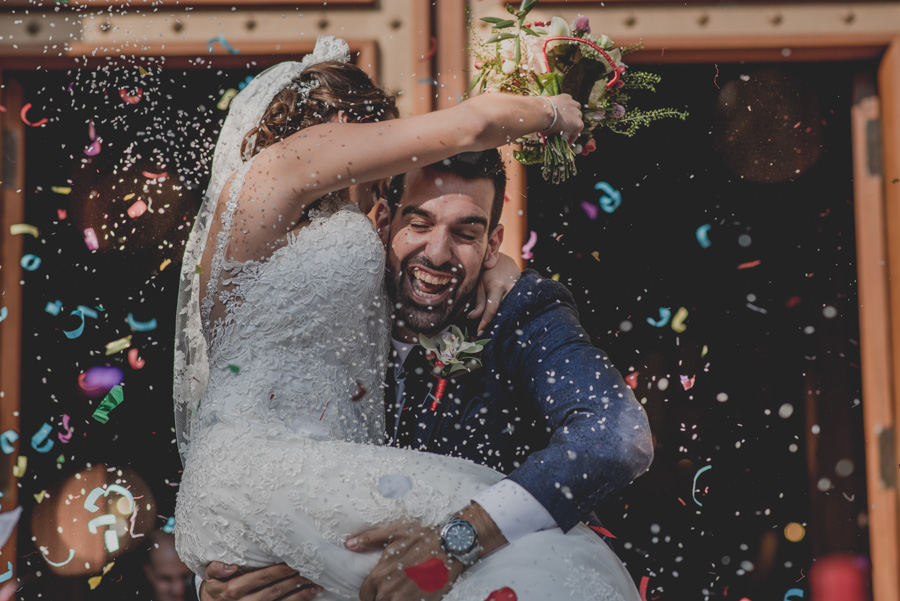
[201,562,322,601]
[468,252,520,335]
[541,93,584,144]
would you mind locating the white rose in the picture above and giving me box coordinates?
[501,60,517,74]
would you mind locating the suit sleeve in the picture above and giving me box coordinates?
[502,278,654,531]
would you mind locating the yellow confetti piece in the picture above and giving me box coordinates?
[12,455,27,477]
[123,193,136,201]
[590,251,600,262]
[10,223,39,237]
[217,88,239,111]
[51,186,72,195]
[105,335,133,356]
[159,259,172,271]
[88,561,115,590]
[138,66,150,76]
[34,490,46,503]
[550,273,560,281]
[701,345,709,357]
[194,265,203,275]
[671,307,689,333]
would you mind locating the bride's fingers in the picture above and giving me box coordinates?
[216,564,300,598]
[467,282,487,321]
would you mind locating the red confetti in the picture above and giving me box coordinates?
[403,558,448,593]
[484,587,517,601]
[142,170,168,180]
[128,347,146,370]
[350,381,367,401]
[785,296,802,308]
[119,88,143,104]
[127,199,148,218]
[677,497,686,506]
[57,209,67,220]
[589,525,616,538]
[625,372,639,389]
[421,36,437,61]
[20,103,48,127]
[713,64,720,89]
[639,576,650,601]
[736,259,761,270]
[680,375,695,391]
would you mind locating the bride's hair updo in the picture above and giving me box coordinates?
[241,61,399,158]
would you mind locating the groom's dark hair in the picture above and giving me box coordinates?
[386,150,507,232]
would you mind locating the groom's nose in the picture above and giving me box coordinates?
[424,227,453,267]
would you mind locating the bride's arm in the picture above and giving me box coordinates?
[252,93,582,212]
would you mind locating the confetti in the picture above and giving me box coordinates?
[737,259,761,270]
[79,366,124,396]
[127,199,148,218]
[20,103,48,127]
[34,490,46,503]
[484,588,517,601]
[41,547,75,567]
[695,224,712,248]
[92,385,124,424]
[84,483,134,513]
[105,335,132,355]
[58,414,73,443]
[63,308,88,339]
[227,364,240,374]
[57,209,67,220]
[12,455,27,478]
[580,200,599,220]
[625,372,638,389]
[0,307,7,323]
[647,307,671,327]
[520,230,538,260]
[118,87,143,104]
[403,557,449,593]
[377,474,413,499]
[162,516,176,533]
[207,34,240,55]
[783,588,804,601]
[217,88,239,111]
[84,137,102,157]
[670,306,688,333]
[0,562,11,584]
[30,423,55,453]
[83,227,99,250]
[51,186,72,195]
[87,561,115,590]
[588,525,617,538]
[159,259,172,271]
[10,223,39,237]
[639,576,650,601]
[680,375,695,390]
[126,312,158,332]
[713,64,720,89]
[692,464,712,507]
[142,170,168,180]
[20,254,41,271]
[421,36,438,61]
[128,347,146,370]
[595,181,622,213]
[0,431,17,454]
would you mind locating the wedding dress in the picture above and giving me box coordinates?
[173,36,640,601]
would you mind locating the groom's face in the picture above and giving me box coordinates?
[380,169,502,338]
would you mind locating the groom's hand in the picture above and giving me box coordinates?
[348,523,463,601]
[200,562,322,601]
[348,503,508,601]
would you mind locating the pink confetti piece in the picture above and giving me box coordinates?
[84,138,102,157]
[128,347,145,370]
[142,170,168,180]
[127,199,148,218]
[625,372,638,389]
[589,525,617,538]
[58,414,73,443]
[680,375,695,390]
[20,103,48,127]
[520,230,537,260]
[119,88,143,104]
[580,200,599,220]
[485,588,517,601]
[737,259,761,270]
[83,227,99,250]
[639,576,649,601]
[57,209,67,220]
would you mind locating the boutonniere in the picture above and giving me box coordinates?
[419,325,490,411]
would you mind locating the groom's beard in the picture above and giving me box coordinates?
[387,255,479,337]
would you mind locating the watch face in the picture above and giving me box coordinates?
[445,522,476,553]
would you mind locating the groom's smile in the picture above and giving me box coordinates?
[379,167,503,341]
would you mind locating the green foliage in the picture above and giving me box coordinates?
[601,107,689,137]
[620,71,661,93]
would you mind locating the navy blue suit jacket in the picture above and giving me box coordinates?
[386,270,653,531]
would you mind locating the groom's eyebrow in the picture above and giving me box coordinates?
[402,206,487,229]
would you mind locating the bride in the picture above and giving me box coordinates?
[174,37,637,601]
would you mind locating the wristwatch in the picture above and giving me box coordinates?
[439,517,480,567]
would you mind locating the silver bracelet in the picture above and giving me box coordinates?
[540,96,558,133]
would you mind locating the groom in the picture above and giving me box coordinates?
[196,151,653,601]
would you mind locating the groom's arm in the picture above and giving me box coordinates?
[502,277,654,531]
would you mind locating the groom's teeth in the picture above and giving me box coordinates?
[412,269,451,286]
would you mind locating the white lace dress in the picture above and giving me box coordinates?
[174,161,640,601]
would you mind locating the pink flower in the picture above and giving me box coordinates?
[580,139,597,156]
[610,103,625,119]
[574,14,591,33]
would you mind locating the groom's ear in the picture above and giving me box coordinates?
[482,224,504,270]
[373,199,392,247]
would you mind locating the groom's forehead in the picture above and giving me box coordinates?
[402,168,492,206]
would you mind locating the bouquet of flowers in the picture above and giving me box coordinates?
[419,326,489,411]
[469,0,688,183]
